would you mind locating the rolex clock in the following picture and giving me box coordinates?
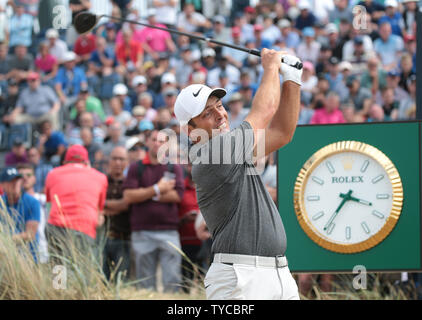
[293,141,403,254]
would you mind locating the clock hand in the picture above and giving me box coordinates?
[340,193,372,206]
[324,190,353,231]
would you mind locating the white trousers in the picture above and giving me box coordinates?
[204,262,300,300]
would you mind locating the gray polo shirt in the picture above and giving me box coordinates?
[191,121,287,257]
[16,85,59,117]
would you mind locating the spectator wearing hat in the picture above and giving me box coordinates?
[232,11,254,44]
[9,4,33,50]
[251,24,272,51]
[46,28,68,64]
[398,74,416,120]
[222,27,248,69]
[5,137,29,167]
[344,75,372,116]
[34,41,58,86]
[112,83,132,113]
[17,163,49,263]
[71,86,106,122]
[204,15,231,57]
[202,47,217,71]
[0,166,40,262]
[297,27,321,65]
[9,71,61,130]
[375,69,410,106]
[55,51,88,106]
[342,28,374,63]
[323,23,343,60]
[129,75,154,110]
[310,92,345,124]
[37,119,68,165]
[227,92,249,130]
[177,3,211,34]
[338,60,353,79]
[152,72,177,108]
[374,21,404,72]
[126,105,147,137]
[295,0,317,31]
[45,144,108,266]
[125,136,146,164]
[159,87,179,114]
[139,9,176,61]
[278,19,300,50]
[325,56,346,96]
[380,0,404,37]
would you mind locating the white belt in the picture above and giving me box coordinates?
[213,253,288,268]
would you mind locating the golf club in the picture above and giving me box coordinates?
[74,12,303,70]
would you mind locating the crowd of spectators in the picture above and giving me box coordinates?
[0,0,419,296]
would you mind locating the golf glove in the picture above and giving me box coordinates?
[280,55,303,86]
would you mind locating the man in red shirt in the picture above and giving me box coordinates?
[45,144,108,265]
[74,32,96,64]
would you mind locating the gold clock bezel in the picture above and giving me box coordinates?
[293,140,403,254]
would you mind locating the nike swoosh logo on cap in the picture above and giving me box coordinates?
[192,87,203,97]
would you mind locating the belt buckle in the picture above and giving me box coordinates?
[275,255,285,268]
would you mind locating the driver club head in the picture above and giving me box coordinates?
[74,11,100,34]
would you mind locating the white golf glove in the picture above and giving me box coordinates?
[280,54,303,86]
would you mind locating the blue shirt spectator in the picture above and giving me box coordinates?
[55,51,87,101]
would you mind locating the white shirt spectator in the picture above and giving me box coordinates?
[154,0,179,26]
[49,38,68,63]
[177,11,207,33]
[297,40,321,65]
[342,35,374,62]
[207,64,240,88]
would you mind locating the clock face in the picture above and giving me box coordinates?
[294,141,403,254]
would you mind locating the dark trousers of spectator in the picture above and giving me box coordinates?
[102,237,131,282]
[181,244,202,293]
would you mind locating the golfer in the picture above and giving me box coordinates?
[174,49,302,300]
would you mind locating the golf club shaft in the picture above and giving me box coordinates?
[97,14,303,70]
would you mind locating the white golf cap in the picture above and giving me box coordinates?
[298,0,311,10]
[46,28,59,38]
[161,72,176,84]
[126,136,142,150]
[278,19,291,29]
[63,51,77,62]
[113,83,128,95]
[325,23,338,34]
[132,75,147,86]
[202,47,216,58]
[385,0,398,7]
[174,84,226,123]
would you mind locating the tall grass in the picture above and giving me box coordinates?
[0,206,416,300]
